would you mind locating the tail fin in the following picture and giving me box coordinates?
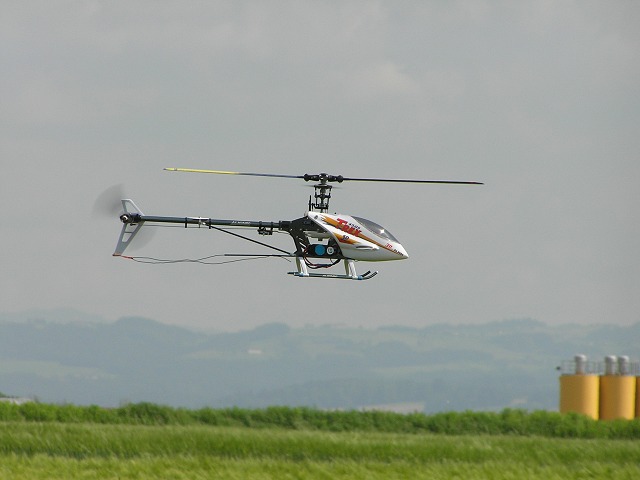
[113,199,146,256]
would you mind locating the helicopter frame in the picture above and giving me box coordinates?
[114,199,379,280]
[112,169,482,280]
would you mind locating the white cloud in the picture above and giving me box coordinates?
[330,61,421,101]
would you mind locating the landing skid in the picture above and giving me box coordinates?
[288,270,378,280]
[288,258,378,280]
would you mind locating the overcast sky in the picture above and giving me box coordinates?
[2,1,639,331]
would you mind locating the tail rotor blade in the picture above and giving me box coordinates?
[93,184,125,217]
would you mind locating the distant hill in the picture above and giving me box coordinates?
[0,307,108,324]
[0,311,638,412]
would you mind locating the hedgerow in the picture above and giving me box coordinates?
[0,401,638,438]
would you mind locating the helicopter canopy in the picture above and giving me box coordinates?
[352,216,399,243]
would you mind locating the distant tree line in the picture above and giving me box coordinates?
[0,402,639,439]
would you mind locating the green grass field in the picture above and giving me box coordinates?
[1,403,639,479]
[1,422,639,479]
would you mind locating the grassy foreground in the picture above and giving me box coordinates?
[1,422,639,479]
[1,403,639,478]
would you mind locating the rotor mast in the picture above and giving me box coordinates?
[303,173,343,213]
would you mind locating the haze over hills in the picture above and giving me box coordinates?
[1,310,638,412]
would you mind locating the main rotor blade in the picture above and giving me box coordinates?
[341,177,484,185]
[164,168,304,180]
[164,168,483,185]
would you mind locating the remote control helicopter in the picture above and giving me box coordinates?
[112,168,482,280]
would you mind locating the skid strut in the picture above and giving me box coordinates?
[288,258,377,281]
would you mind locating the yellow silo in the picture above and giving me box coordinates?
[636,376,640,418]
[559,355,599,420]
[599,356,636,421]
